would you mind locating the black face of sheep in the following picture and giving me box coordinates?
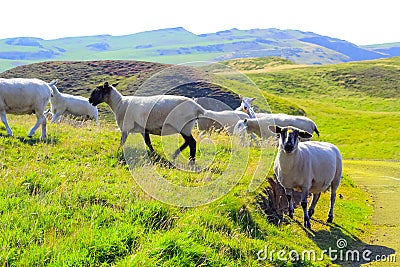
[89,82,118,106]
[269,126,313,153]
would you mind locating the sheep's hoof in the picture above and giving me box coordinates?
[188,158,196,166]
[327,215,333,223]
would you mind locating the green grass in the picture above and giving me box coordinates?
[1,114,372,266]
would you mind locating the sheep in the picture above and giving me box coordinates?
[48,81,99,124]
[257,113,319,137]
[88,82,205,164]
[234,113,320,141]
[195,96,252,135]
[197,109,250,134]
[0,78,53,139]
[268,125,342,229]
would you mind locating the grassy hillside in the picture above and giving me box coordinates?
[1,57,399,266]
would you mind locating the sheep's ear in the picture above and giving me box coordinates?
[268,125,282,134]
[104,82,109,88]
[298,130,313,139]
[249,97,256,103]
[112,82,119,87]
[239,94,243,100]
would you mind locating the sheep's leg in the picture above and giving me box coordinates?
[28,113,46,138]
[328,172,341,223]
[300,188,311,229]
[186,135,197,164]
[284,188,294,219]
[172,137,189,160]
[142,132,154,152]
[40,114,47,139]
[308,193,321,219]
[50,113,61,124]
[328,188,338,223]
[0,111,13,136]
[120,131,128,146]
[249,133,260,147]
[173,134,196,164]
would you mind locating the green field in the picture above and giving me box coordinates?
[1,57,399,266]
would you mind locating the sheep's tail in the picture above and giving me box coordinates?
[196,105,206,119]
[314,126,320,137]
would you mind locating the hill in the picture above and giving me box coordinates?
[1,57,399,265]
[1,27,399,72]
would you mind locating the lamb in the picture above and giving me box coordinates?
[234,113,320,140]
[88,82,205,164]
[0,78,53,139]
[268,125,342,229]
[48,81,99,124]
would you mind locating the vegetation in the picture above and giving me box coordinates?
[1,56,399,266]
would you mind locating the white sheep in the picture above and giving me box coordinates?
[0,78,53,139]
[195,95,252,135]
[234,113,320,140]
[48,81,99,124]
[258,113,319,136]
[89,82,206,164]
[268,125,342,229]
[197,109,250,134]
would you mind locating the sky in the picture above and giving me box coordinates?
[1,0,398,45]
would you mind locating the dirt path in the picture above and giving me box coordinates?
[344,159,400,266]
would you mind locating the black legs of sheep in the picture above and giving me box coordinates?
[172,133,196,164]
[136,131,196,164]
[120,131,197,164]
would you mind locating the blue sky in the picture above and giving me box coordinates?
[1,0,398,45]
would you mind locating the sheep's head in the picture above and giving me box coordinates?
[268,125,312,153]
[237,95,256,118]
[233,118,248,136]
[89,82,118,106]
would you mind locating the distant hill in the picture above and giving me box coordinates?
[0,60,245,119]
[0,27,398,72]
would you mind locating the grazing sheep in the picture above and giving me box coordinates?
[89,82,205,164]
[0,78,53,139]
[234,113,320,140]
[195,96,252,135]
[48,81,99,124]
[197,109,250,134]
[268,125,342,229]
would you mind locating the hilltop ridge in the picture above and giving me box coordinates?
[1,27,399,72]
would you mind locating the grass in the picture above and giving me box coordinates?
[1,114,373,266]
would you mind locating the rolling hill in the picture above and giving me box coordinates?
[1,27,399,73]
